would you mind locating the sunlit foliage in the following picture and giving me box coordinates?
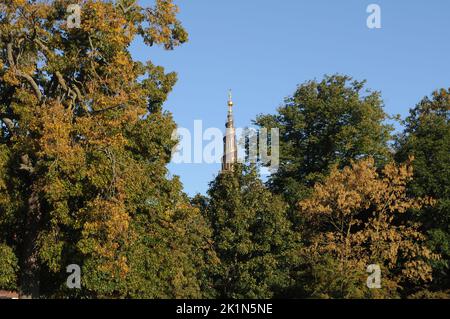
[299,158,439,298]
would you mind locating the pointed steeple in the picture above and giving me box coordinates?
[222,90,237,171]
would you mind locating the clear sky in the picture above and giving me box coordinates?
[130,0,450,196]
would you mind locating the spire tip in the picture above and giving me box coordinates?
[228,89,233,106]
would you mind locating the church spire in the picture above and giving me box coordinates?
[222,90,237,171]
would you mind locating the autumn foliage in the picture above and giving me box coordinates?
[0,0,211,298]
[0,1,448,299]
[299,158,438,298]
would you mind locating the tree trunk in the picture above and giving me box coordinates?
[19,185,41,299]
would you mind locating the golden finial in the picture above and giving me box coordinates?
[228,89,233,107]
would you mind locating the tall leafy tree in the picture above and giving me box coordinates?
[255,75,393,207]
[395,88,450,292]
[299,158,438,298]
[205,164,298,298]
[0,0,213,298]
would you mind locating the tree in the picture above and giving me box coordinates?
[205,164,298,298]
[0,243,18,290]
[255,75,393,207]
[0,0,213,298]
[395,88,450,292]
[298,158,438,298]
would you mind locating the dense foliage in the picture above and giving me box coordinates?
[298,158,438,298]
[0,1,448,299]
[203,164,299,298]
[255,75,393,206]
[395,89,450,292]
[0,0,212,298]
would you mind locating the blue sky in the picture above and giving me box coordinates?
[130,0,450,196]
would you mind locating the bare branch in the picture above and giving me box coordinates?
[1,117,14,131]
[6,42,15,67]
[17,70,42,101]
[7,41,42,101]
[19,154,35,173]
[55,71,68,91]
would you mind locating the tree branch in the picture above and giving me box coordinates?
[7,42,42,102]
[1,117,14,131]
[19,154,35,173]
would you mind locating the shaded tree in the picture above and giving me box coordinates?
[0,243,18,290]
[395,88,450,292]
[206,164,298,298]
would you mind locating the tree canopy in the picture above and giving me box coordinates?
[0,1,448,300]
[395,88,450,291]
[204,164,298,298]
[255,75,393,205]
[0,0,213,298]
[298,158,438,298]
